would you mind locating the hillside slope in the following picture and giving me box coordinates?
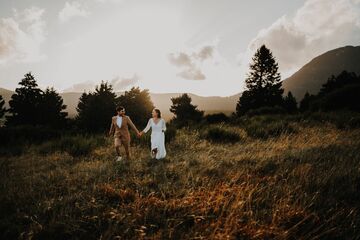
[282,45,360,100]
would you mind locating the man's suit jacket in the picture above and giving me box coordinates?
[109,115,139,142]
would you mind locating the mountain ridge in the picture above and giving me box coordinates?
[282,45,360,100]
[0,88,240,119]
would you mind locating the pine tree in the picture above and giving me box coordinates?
[76,81,117,132]
[7,72,42,126]
[236,45,284,115]
[0,95,6,119]
[116,87,154,127]
[170,93,204,126]
[283,91,298,114]
[299,92,314,112]
[38,88,68,127]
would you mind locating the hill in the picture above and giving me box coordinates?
[282,45,360,100]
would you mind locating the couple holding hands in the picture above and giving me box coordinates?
[108,106,166,162]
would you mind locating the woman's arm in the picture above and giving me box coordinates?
[162,119,166,132]
[142,119,152,133]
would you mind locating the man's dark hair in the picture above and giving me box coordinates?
[116,106,124,112]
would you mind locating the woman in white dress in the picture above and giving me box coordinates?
[139,108,166,159]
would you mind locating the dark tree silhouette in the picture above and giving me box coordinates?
[299,92,315,112]
[236,45,284,115]
[116,87,154,128]
[76,81,117,133]
[205,113,229,124]
[312,71,360,112]
[7,72,43,126]
[0,95,6,119]
[283,91,298,114]
[170,93,204,126]
[6,73,68,127]
[299,72,360,112]
[38,88,68,127]
[319,71,359,96]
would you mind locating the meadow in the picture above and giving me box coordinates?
[1,113,360,239]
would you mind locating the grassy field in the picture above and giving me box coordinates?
[1,114,360,239]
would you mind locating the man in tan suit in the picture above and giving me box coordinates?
[109,106,140,161]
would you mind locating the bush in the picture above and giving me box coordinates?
[242,116,296,139]
[0,125,61,156]
[205,113,229,124]
[0,125,61,146]
[38,135,105,157]
[204,127,241,144]
[245,106,286,117]
[302,111,360,129]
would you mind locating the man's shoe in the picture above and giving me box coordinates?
[116,156,122,162]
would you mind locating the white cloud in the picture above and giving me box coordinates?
[240,0,360,77]
[59,1,90,23]
[168,45,215,80]
[63,74,139,92]
[63,80,95,92]
[110,74,139,91]
[0,7,46,65]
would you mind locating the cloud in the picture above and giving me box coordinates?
[240,0,360,77]
[63,74,138,92]
[168,52,192,67]
[110,74,139,91]
[59,1,90,23]
[177,68,206,80]
[0,7,46,64]
[196,46,214,61]
[63,80,95,92]
[168,45,215,80]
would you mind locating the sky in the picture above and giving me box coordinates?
[0,0,359,96]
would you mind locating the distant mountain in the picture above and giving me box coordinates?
[0,89,240,120]
[0,88,13,108]
[282,45,360,100]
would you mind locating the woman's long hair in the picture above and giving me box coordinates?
[154,108,161,118]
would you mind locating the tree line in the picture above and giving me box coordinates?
[1,45,359,131]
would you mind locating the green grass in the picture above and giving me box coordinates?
[1,115,360,239]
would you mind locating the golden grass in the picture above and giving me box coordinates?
[1,123,360,239]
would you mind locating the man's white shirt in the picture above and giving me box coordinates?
[116,116,122,128]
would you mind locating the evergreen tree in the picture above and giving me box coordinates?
[319,71,359,96]
[236,45,284,115]
[283,91,298,114]
[116,87,154,128]
[0,95,6,119]
[170,93,204,126]
[76,81,116,133]
[299,92,315,112]
[38,88,68,127]
[7,72,42,126]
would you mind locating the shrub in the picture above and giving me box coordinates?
[205,113,229,124]
[0,125,61,146]
[302,111,360,129]
[204,127,241,144]
[245,106,286,117]
[244,119,296,139]
[38,135,105,157]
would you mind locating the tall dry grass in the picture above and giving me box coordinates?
[1,117,360,239]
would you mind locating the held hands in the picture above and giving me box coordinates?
[137,131,144,138]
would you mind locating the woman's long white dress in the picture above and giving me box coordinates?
[143,118,166,159]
